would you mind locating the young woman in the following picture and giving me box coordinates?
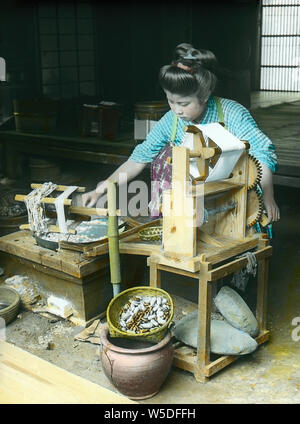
[82,43,280,224]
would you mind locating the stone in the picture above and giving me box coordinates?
[214,286,259,337]
[173,310,258,355]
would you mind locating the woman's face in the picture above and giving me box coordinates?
[164,90,207,123]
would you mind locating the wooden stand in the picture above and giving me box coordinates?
[147,236,271,382]
[118,124,272,381]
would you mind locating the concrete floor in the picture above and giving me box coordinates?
[2,92,300,404]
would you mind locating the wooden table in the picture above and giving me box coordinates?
[0,231,112,325]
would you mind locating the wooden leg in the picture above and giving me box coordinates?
[194,262,211,383]
[256,256,269,332]
[149,258,161,288]
[256,238,270,333]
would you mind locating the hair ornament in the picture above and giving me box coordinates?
[183,53,197,60]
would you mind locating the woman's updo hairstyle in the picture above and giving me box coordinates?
[159,43,218,101]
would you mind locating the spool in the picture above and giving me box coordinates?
[134,101,169,143]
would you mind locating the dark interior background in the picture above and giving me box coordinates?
[0,0,261,133]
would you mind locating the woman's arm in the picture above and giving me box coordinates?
[82,160,147,207]
[259,162,280,222]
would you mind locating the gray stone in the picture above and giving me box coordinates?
[173,310,258,355]
[214,286,259,337]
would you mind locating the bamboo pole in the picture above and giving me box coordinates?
[15,194,72,206]
[30,183,86,192]
[107,180,121,296]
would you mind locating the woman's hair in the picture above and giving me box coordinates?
[159,43,218,101]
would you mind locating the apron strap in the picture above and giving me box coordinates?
[214,96,225,127]
[170,113,178,143]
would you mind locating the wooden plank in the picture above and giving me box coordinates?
[205,355,238,377]
[198,229,223,247]
[163,147,196,257]
[0,231,108,278]
[173,346,196,373]
[147,259,199,279]
[205,236,259,264]
[173,332,270,378]
[0,341,135,404]
[202,180,244,196]
[0,232,43,265]
[208,246,272,282]
[119,242,160,256]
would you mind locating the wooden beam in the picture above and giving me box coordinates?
[0,341,136,404]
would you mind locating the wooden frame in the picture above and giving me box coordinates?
[118,125,272,382]
[147,237,272,382]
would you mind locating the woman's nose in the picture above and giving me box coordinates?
[173,105,183,115]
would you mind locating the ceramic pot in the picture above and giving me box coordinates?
[100,323,174,400]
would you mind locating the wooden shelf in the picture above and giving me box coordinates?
[173,330,270,378]
[191,179,244,197]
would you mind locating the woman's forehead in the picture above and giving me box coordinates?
[164,91,197,102]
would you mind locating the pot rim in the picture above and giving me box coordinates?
[100,323,172,354]
[0,287,20,313]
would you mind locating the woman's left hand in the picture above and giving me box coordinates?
[263,194,280,222]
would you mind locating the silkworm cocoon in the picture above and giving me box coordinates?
[133,306,140,315]
[150,297,156,306]
[152,305,159,312]
[157,309,164,318]
[157,317,166,325]
[156,297,162,306]
[125,315,133,324]
[121,310,131,321]
[140,322,153,329]
[151,319,158,326]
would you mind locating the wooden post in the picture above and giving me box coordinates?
[256,238,269,332]
[194,261,212,382]
[149,256,161,288]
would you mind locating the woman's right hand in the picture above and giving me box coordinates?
[82,181,107,208]
[81,189,100,208]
